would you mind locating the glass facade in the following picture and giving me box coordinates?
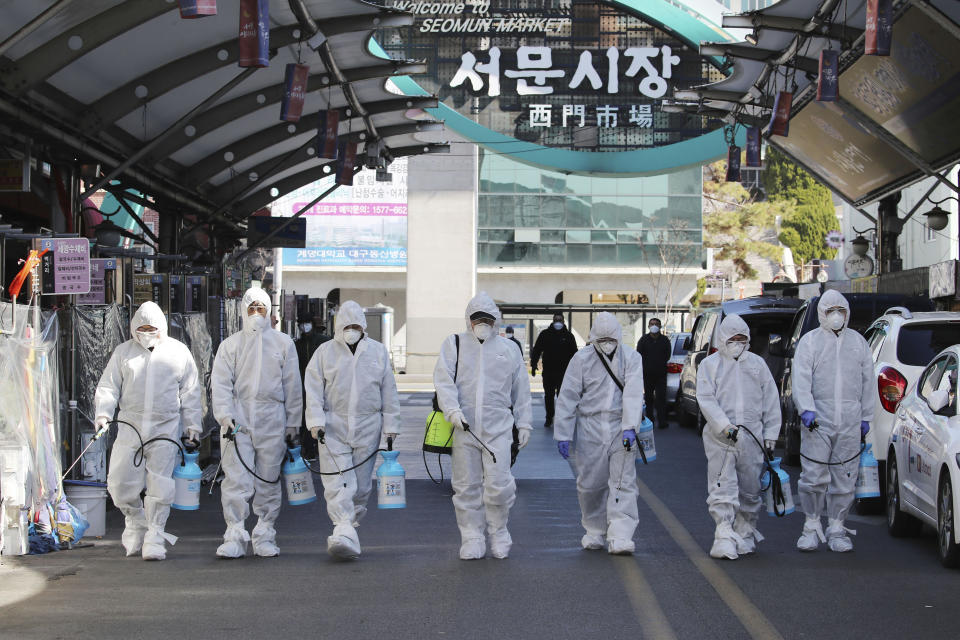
[478,151,702,266]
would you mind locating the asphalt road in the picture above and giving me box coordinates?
[2,393,959,640]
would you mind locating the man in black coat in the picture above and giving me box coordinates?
[636,317,671,429]
[505,326,524,354]
[531,313,578,428]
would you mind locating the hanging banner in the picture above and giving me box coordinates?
[725,145,741,183]
[768,91,792,137]
[817,49,839,101]
[238,0,270,68]
[865,0,893,56]
[745,127,761,167]
[179,0,217,18]
[280,63,310,122]
[335,139,358,186]
[316,110,340,159]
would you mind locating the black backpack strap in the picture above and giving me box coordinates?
[454,333,459,381]
[595,346,624,392]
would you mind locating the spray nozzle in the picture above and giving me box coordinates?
[181,435,198,455]
[622,438,632,452]
[807,420,819,433]
[725,426,740,443]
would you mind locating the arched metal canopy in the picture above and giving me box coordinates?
[666,0,960,207]
[0,0,447,234]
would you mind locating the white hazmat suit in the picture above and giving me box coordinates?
[96,302,202,561]
[304,300,401,559]
[554,312,644,554]
[697,314,781,560]
[793,289,874,552]
[434,293,532,560]
[212,287,303,558]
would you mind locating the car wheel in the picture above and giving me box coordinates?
[887,453,921,538]
[938,476,960,568]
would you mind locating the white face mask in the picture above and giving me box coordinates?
[244,314,267,332]
[649,325,660,334]
[136,330,159,350]
[473,324,493,341]
[553,322,563,330]
[598,341,617,355]
[302,323,312,333]
[726,341,747,359]
[826,311,845,331]
[343,328,362,345]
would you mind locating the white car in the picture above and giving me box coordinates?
[862,310,960,493]
[666,332,690,406]
[886,345,960,567]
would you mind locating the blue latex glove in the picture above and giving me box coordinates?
[861,421,870,437]
[622,429,637,447]
[800,411,816,428]
[557,441,571,459]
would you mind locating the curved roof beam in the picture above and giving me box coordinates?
[700,43,819,74]
[188,120,441,186]
[721,14,862,44]
[0,2,173,95]
[146,65,425,164]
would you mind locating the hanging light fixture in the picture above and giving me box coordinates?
[923,196,956,232]
[850,235,870,256]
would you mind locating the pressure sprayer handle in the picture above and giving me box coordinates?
[387,436,394,451]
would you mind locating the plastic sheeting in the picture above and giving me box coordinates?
[169,312,216,433]
[72,304,130,426]
[0,301,63,508]
[223,298,243,341]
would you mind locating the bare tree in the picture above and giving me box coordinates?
[641,218,700,322]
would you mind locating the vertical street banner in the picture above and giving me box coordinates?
[768,91,792,137]
[238,0,269,67]
[725,145,741,183]
[316,110,340,159]
[745,127,761,167]
[817,49,839,101]
[865,0,893,56]
[281,63,310,122]
[336,139,357,186]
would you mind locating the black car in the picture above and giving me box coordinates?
[676,296,804,432]
[777,293,934,465]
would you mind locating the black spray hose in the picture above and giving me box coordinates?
[302,428,389,476]
[222,426,284,484]
[730,424,789,518]
[798,421,866,466]
[112,419,185,468]
[461,421,497,464]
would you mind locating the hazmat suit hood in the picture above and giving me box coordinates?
[463,292,502,331]
[130,301,168,343]
[716,314,750,360]
[589,312,622,343]
[334,300,367,342]
[817,289,851,331]
[241,287,272,333]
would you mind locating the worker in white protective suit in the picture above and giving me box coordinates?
[793,289,874,552]
[212,287,303,558]
[554,312,645,555]
[95,301,202,561]
[696,314,781,560]
[434,292,533,560]
[305,300,401,559]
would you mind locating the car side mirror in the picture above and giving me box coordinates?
[768,334,784,357]
[927,389,950,414]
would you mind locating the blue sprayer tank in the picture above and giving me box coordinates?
[762,457,795,516]
[172,450,201,511]
[283,445,317,506]
[377,448,406,509]
[856,443,881,499]
[636,416,656,463]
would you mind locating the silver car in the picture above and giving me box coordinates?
[666,332,690,407]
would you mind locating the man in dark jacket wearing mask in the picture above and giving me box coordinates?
[531,314,578,428]
[636,317,671,429]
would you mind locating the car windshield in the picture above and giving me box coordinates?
[672,335,689,356]
[896,323,960,367]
